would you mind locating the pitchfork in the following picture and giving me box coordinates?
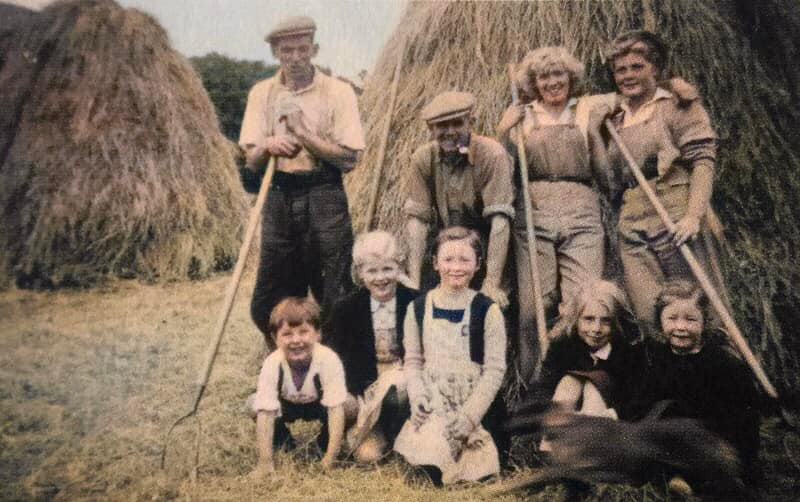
[160,155,276,480]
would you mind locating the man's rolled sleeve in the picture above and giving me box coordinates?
[252,353,282,414]
[477,141,515,220]
[239,82,271,151]
[669,99,717,166]
[331,84,366,152]
[403,146,435,223]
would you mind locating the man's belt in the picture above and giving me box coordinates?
[529,175,592,186]
[272,163,342,190]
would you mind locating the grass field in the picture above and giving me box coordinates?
[1,273,799,501]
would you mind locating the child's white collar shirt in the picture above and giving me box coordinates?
[370,296,400,364]
[251,343,347,416]
[590,343,612,364]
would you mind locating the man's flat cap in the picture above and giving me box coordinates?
[421,91,476,123]
[265,16,316,43]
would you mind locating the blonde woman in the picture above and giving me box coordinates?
[497,47,612,377]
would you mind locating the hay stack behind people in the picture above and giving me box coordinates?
[347,1,800,394]
[0,0,247,287]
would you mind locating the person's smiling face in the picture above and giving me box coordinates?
[358,256,400,303]
[275,321,320,367]
[535,67,570,108]
[612,52,658,103]
[433,238,480,291]
[577,299,613,351]
[429,116,471,153]
[660,298,705,354]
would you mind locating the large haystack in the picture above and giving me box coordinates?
[347,1,800,396]
[0,0,247,287]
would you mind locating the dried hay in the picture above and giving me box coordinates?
[0,0,248,288]
[346,0,800,396]
[2,276,799,500]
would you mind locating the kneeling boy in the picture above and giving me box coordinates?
[251,297,347,476]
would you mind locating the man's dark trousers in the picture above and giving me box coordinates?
[250,170,354,342]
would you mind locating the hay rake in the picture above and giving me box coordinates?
[605,120,777,399]
[160,156,276,479]
[508,65,549,382]
[364,37,406,231]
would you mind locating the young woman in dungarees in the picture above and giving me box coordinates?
[497,47,612,377]
[600,30,723,330]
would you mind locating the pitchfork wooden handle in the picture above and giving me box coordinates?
[196,156,276,390]
[604,119,777,398]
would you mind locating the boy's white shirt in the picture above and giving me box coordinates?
[252,343,347,416]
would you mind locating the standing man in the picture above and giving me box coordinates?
[404,91,514,306]
[239,16,365,343]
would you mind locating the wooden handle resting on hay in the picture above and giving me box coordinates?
[195,156,277,401]
[365,38,406,231]
[604,119,777,399]
[508,64,549,375]
[162,156,276,471]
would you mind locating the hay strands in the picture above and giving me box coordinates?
[160,156,277,478]
[508,65,549,380]
[481,466,567,497]
[364,37,407,231]
[604,120,778,399]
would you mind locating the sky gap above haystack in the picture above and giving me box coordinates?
[6,0,407,81]
[0,0,248,287]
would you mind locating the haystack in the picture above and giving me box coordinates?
[0,0,247,287]
[347,1,800,396]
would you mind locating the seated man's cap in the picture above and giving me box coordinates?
[265,16,316,44]
[421,91,476,124]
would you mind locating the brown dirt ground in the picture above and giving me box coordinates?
[1,273,798,501]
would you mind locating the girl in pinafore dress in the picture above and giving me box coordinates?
[394,226,507,484]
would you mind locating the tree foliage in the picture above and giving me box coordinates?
[190,52,277,141]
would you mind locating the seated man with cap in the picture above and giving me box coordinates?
[239,15,366,343]
[404,91,515,306]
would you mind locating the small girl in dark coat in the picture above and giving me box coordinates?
[533,279,643,421]
[634,279,760,493]
[325,230,418,462]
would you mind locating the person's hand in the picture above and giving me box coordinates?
[244,144,269,170]
[480,283,509,309]
[672,214,701,246]
[667,77,698,103]
[497,104,524,137]
[248,459,275,480]
[283,110,309,138]
[410,398,432,429]
[588,102,616,137]
[407,274,421,291]
[446,412,475,442]
[320,454,336,471]
[264,134,301,157]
